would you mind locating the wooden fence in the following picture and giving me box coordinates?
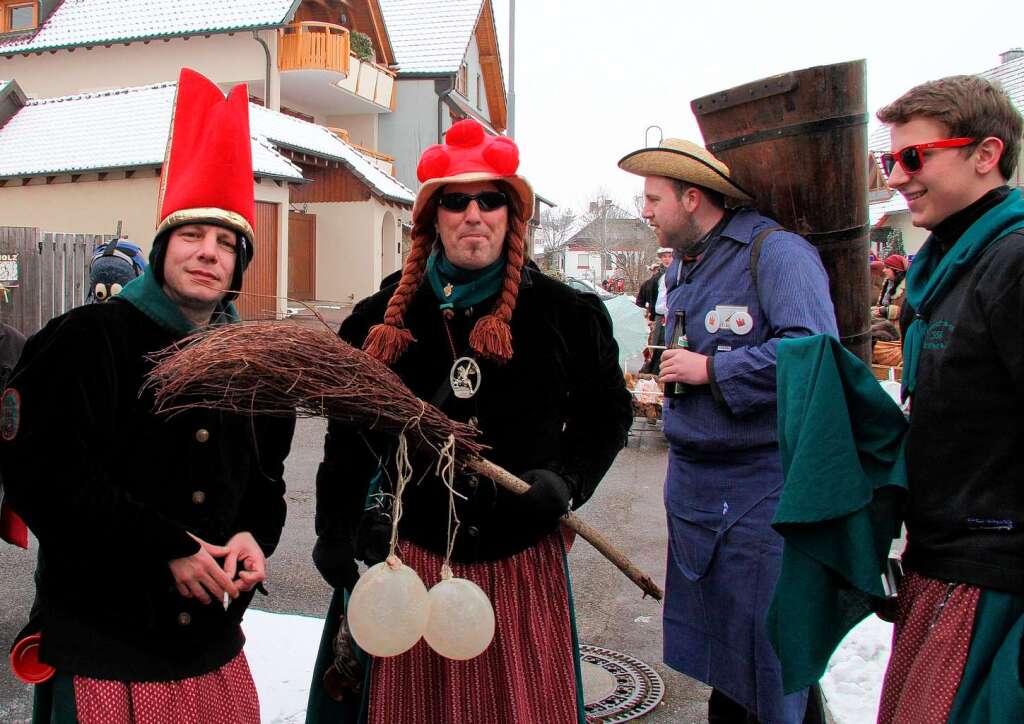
[0,227,114,336]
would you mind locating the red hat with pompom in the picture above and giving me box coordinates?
[413,119,533,218]
[362,120,533,366]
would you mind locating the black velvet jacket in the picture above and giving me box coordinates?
[1,300,295,680]
[313,266,632,589]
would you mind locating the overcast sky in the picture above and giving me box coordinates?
[489,0,1022,214]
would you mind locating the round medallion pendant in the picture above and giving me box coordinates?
[449,356,482,399]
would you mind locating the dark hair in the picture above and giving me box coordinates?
[877,75,1022,180]
[667,178,725,209]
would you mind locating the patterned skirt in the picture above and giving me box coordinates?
[877,571,980,724]
[367,532,583,724]
[70,651,259,724]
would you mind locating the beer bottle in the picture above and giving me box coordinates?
[664,310,689,398]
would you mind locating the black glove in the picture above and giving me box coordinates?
[312,535,359,592]
[513,469,573,530]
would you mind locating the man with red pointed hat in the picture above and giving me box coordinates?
[306,119,633,724]
[0,68,294,723]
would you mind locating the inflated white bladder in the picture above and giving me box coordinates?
[424,574,496,660]
[347,556,431,657]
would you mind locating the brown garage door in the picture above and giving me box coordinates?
[236,201,279,320]
[288,211,316,301]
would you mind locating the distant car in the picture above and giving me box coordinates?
[564,277,616,300]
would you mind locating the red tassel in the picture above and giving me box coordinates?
[469,315,513,363]
[362,323,415,365]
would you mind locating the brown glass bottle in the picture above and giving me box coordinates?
[663,310,689,399]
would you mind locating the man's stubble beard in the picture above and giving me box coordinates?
[663,215,705,256]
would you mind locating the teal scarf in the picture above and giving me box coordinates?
[425,249,505,312]
[117,268,239,338]
[902,188,1024,399]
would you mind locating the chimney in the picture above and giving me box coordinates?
[589,201,598,214]
[1000,48,1024,64]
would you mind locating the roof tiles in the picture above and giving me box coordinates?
[0,0,298,54]
[378,0,482,74]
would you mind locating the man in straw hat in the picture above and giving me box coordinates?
[307,118,632,724]
[619,138,836,723]
[0,68,294,722]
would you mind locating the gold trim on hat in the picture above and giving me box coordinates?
[156,208,255,240]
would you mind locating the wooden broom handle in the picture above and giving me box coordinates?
[468,458,664,601]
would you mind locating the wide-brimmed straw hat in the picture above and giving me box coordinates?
[618,138,753,203]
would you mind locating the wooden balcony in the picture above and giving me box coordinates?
[333,56,397,111]
[278,22,350,76]
[326,128,396,176]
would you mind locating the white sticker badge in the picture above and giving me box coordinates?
[704,310,720,333]
[728,311,754,335]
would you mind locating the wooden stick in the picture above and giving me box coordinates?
[468,458,664,602]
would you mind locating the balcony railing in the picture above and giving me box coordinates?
[326,128,396,176]
[278,22,350,76]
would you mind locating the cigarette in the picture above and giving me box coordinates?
[646,345,667,350]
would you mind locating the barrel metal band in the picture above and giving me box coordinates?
[804,223,871,250]
[707,113,868,154]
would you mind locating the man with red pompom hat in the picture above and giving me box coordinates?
[0,68,294,722]
[307,119,633,724]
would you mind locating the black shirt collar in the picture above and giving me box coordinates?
[932,186,1011,252]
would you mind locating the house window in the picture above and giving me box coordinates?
[476,75,482,110]
[456,63,468,96]
[2,2,36,32]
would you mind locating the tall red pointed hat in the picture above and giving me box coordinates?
[156,68,255,240]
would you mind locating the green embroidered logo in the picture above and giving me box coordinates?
[1,387,20,441]
[923,320,955,350]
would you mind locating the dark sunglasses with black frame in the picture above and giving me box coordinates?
[437,190,509,212]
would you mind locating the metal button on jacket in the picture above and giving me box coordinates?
[467,525,480,537]
[177,612,191,626]
[191,490,206,505]
[194,428,210,443]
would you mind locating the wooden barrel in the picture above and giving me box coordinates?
[691,60,871,363]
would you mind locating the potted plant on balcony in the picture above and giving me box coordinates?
[350,31,375,63]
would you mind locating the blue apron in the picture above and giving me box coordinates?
[664,445,809,724]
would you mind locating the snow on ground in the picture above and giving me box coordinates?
[243,608,324,724]
[821,615,894,724]
[243,608,895,724]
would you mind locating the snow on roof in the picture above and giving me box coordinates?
[869,192,908,226]
[0,80,8,94]
[378,0,482,74]
[249,104,414,204]
[0,0,299,54]
[0,82,301,180]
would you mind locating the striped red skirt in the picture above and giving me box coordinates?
[877,571,981,724]
[72,651,259,724]
[367,532,582,724]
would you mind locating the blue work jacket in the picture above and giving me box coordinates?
[662,208,838,453]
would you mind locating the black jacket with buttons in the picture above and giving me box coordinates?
[312,266,632,590]
[1,300,295,681]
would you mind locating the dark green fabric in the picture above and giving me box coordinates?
[32,671,77,724]
[305,588,367,724]
[768,334,908,693]
[559,534,587,724]
[117,269,239,338]
[425,249,505,312]
[902,188,1024,398]
[947,588,1024,723]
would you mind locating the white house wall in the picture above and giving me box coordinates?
[462,33,490,121]
[325,113,379,149]
[378,78,438,191]
[0,32,272,100]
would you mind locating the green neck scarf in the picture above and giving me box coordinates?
[117,268,239,338]
[903,188,1024,400]
[425,248,505,312]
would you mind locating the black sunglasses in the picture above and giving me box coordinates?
[437,191,509,212]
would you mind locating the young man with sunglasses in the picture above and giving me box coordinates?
[874,75,1024,722]
[306,119,632,724]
